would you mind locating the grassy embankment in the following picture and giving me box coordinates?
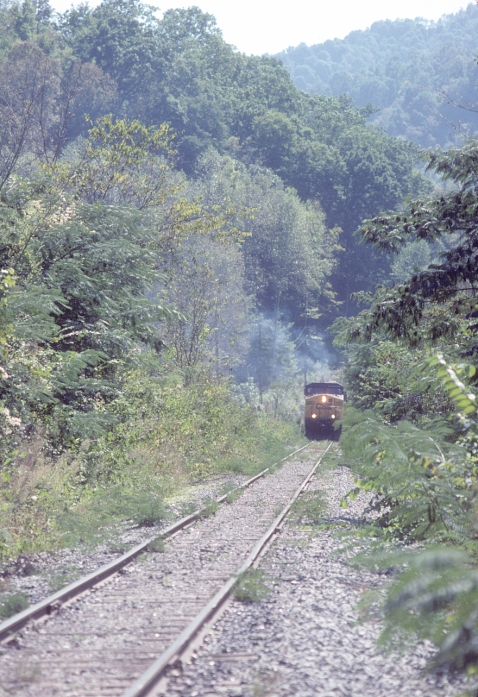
[1,372,305,563]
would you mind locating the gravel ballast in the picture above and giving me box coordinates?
[0,471,251,608]
[0,445,322,696]
[162,465,467,697]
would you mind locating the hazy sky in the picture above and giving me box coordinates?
[50,0,475,55]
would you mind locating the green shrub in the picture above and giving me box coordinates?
[197,497,219,519]
[291,490,327,525]
[0,592,29,619]
[147,538,165,553]
[47,566,82,593]
[233,569,273,603]
[338,354,478,684]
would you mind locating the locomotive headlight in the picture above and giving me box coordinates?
[321,396,326,403]
[331,414,335,419]
[311,414,317,419]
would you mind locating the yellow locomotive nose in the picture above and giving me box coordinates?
[304,381,344,440]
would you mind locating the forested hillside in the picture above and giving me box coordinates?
[3,0,478,685]
[0,0,431,484]
[277,3,478,148]
[0,0,430,313]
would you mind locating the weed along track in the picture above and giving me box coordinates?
[0,442,331,696]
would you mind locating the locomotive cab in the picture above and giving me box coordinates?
[304,381,344,440]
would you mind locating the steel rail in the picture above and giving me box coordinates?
[0,442,311,644]
[121,441,333,697]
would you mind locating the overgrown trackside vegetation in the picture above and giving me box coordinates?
[0,112,305,560]
[4,8,478,685]
[335,139,478,689]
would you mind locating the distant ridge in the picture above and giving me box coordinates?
[276,3,478,147]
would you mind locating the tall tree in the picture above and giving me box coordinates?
[160,236,249,379]
[351,138,478,352]
[191,149,338,324]
[59,0,160,114]
[0,41,60,191]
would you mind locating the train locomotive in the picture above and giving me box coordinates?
[304,381,345,439]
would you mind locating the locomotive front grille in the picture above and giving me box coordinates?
[304,383,344,439]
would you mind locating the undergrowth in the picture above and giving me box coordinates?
[0,369,304,565]
[225,488,243,504]
[0,592,29,619]
[291,490,327,526]
[197,497,219,519]
[47,566,83,593]
[147,537,165,553]
[233,569,273,603]
[337,354,478,692]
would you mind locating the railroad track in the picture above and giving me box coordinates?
[0,441,332,697]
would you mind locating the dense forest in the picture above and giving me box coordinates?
[0,0,430,472]
[3,0,478,686]
[277,3,478,148]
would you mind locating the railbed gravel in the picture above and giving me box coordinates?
[0,470,251,607]
[0,445,322,696]
[162,464,467,697]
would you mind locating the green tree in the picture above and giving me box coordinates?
[239,318,298,401]
[0,41,61,191]
[192,150,338,324]
[51,60,117,155]
[52,114,178,208]
[248,97,427,314]
[330,123,430,313]
[0,181,171,449]
[0,117,237,453]
[353,139,478,350]
[160,236,249,380]
[60,0,160,115]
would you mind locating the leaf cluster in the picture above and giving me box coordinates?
[233,569,273,603]
[378,548,478,673]
[337,345,478,681]
[341,405,477,542]
[356,140,478,349]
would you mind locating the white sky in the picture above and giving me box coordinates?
[50,0,475,55]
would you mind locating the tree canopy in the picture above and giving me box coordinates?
[343,140,478,351]
[277,3,478,148]
[0,0,428,318]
